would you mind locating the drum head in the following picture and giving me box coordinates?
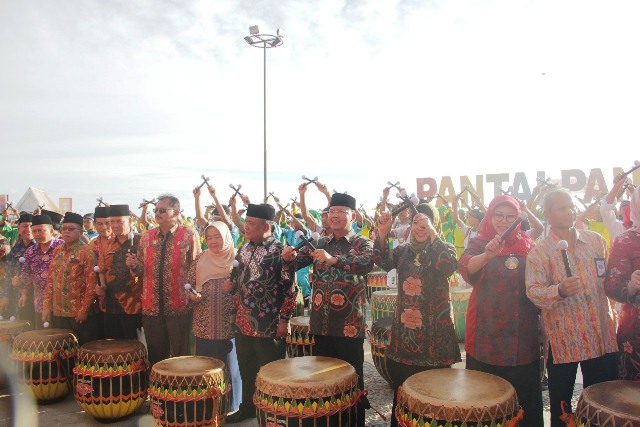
[371,289,398,300]
[450,287,473,301]
[290,316,310,329]
[577,380,640,424]
[256,356,358,399]
[80,339,145,354]
[398,369,518,422]
[0,319,31,336]
[152,356,225,377]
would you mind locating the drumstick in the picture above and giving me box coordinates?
[557,240,572,277]
[301,175,319,187]
[196,175,211,190]
[127,231,135,253]
[229,184,243,198]
[294,230,317,251]
[500,212,528,240]
[623,160,640,176]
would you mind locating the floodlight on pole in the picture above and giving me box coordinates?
[244,26,285,201]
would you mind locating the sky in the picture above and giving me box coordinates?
[1,0,639,216]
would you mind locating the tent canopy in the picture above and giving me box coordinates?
[15,187,59,214]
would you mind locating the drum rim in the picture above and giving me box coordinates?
[150,355,226,377]
[576,380,640,422]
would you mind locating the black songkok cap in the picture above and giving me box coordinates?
[330,193,356,210]
[32,214,53,226]
[246,203,275,221]
[94,206,111,218]
[41,209,64,225]
[63,212,84,227]
[18,213,33,224]
[109,205,129,217]
[415,203,436,223]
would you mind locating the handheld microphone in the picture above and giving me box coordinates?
[500,212,528,240]
[557,240,572,277]
[184,283,200,296]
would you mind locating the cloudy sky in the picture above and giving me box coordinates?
[1,0,639,216]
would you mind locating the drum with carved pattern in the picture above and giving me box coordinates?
[370,289,397,322]
[73,339,149,419]
[366,270,388,302]
[575,380,640,426]
[367,316,394,388]
[286,316,314,358]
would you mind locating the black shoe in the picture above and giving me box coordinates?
[226,409,254,424]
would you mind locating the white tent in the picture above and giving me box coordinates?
[15,187,59,214]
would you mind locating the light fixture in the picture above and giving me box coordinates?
[244,36,252,43]
[277,28,285,38]
[249,25,259,35]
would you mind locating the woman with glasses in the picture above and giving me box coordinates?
[374,203,460,427]
[458,195,543,427]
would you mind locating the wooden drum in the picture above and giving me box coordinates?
[396,369,521,427]
[149,356,230,427]
[286,316,314,358]
[254,356,360,427]
[73,339,149,419]
[370,289,397,322]
[366,270,389,302]
[575,380,640,426]
[0,319,31,389]
[368,316,394,388]
[11,328,78,402]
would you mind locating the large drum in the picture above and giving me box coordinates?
[73,339,149,419]
[149,356,230,427]
[286,316,314,358]
[366,270,389,302]
[396,369,521,427]
[368,316,394,388]
[370,289,397,322]
[450,286,472,343]
[11,328,78,401]
[254,356,360,427]
[575,380,640,426]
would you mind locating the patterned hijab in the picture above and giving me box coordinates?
[196,221,236,290]
[477,195,534,257]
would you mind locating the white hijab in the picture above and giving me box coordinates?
[195,221,235,291]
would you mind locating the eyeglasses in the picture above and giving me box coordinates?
[492,213,517,223]
[61,226,82,232]
[328,209,350,215]
[153,208,174,214]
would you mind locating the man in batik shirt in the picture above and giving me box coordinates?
[18,214,64,326]
[0,213,34,318]
[97,204,142,340]
[42,212,99,345]
[282,192,374,427]
[129,194,200,365]
[224,203,297,424]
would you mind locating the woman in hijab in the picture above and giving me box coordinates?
[374,203,460,427]
[458,195,542,427]
[605,186,640,381]
[187,221,241,410]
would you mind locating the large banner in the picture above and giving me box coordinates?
[416,167,639,205]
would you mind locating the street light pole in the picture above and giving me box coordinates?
[244,26,284,201]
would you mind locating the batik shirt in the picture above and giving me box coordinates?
[136,224,200,316]
[294,230,374,339]
[1,239,35,298]
[374,238,461,367]
[232,236,296,338]
[98,235,142,315]
[187,252,234,340]
[43,241,98,318]
[20,238,64,313]
[526,228,618,363]
[605,229,640,380]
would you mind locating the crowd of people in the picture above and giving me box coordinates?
[0,174,638,427]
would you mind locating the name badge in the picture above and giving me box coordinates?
[594,258,606,278]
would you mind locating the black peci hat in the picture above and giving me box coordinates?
[246,203,276,221]
[18,213,33,224]
[63,212,84,227]
[108,205,129,217]
[330,193,356,210]
[32,214,53,226]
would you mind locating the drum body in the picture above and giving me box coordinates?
[450,287,472,343]
[396,368,520,427]
[575,380,640,426]
[368,316,394,388]
[286,316,314,358]
[370,289,397,322]
[149,356,230,427]
[0,320,31,389]
[366,270,389,302]
[254,356,360,427]
[11,328,78,401]
[73,339,149,419]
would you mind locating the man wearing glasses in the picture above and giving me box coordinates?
[42,212,99,345]
[526,189,618,427]
[282,192,374,427]
[128,194,200,365]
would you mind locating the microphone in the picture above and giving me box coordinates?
[93,266,100,273]
[557,240,572,277]
[500,212,528,240]
[19,256,25,263]
[9,316,16,322]
[43,321,50,328]
[184,283,200,296]
[294,230,317,251]
[391,194,419,216]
